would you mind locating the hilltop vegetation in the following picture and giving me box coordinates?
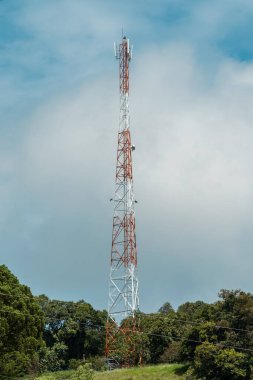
[35,294,107,372]
[2,264,253,379]
[0,265,44,376]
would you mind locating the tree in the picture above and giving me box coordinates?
[217,290,253,350]
[139,312,177,363]
[39,343,68,372]
[194,342,249,380]
[35,295,107,367]
[178,291,253,378]
[180,321,224,361]
[0,265,44,376]
[159,341,181,363]
[158,302,174,314]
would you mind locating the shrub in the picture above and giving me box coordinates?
[194,342,249,380]
[87,356,106,371]
[70,364,94,380]
[69,358,85,370]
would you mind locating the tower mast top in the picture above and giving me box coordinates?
[114,36,133,95]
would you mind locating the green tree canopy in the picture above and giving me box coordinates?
[158,302,174,314]
[0,265,44,376]
[35,294,107,367]
[194,342,249,380]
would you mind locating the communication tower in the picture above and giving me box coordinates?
[105,35,140,367]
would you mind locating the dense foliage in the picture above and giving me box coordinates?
[0,265,44,376]
[3,264,253,379]
[35,295,107,372]
[137,291,253,379]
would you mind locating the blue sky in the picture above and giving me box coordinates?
[2,0,253,313]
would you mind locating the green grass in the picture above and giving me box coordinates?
[94,364,188,379]
[30,364,188,380]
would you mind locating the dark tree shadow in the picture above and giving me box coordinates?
[174,364,190,375]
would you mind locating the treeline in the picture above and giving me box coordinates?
[36,294,107,372]
[1,264,253,379]
[0,265,106,376]
[138,292,253,379]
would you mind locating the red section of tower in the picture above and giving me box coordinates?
[113,128,137,268]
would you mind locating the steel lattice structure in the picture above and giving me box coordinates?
[105,36,139,367]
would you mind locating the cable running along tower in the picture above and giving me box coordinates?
[106,36,139,367]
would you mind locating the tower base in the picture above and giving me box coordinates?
[105,317,142,368]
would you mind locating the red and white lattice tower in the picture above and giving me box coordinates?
[105,35,139,367]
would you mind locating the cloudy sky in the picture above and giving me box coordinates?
[2,0,253,313]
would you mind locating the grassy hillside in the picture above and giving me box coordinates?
[31,364,188,380]
[94,364,188,379]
